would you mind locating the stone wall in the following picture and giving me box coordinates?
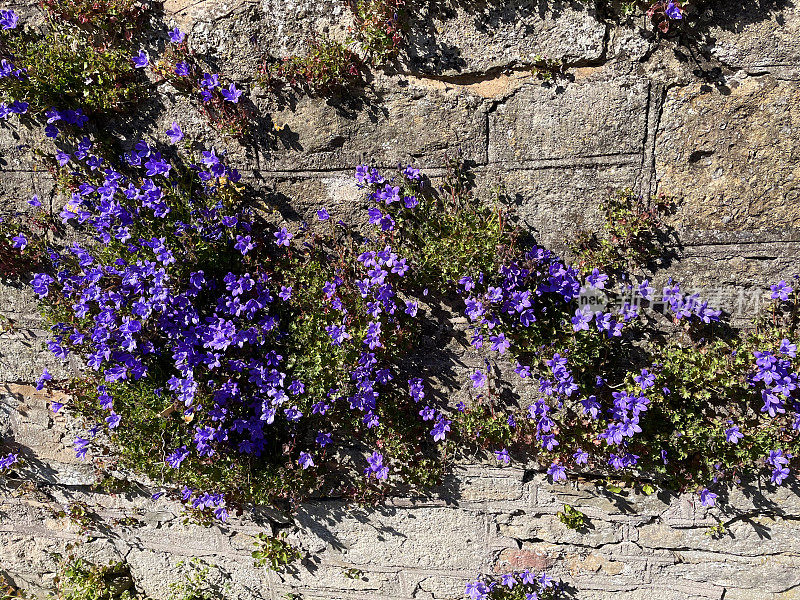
[2,0,800,598]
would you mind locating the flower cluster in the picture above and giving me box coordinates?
[465,570,562,600]
[0,10,141,115]
[149,29,252,136]
[21,110,460,515]
[0,452,19,471]
[6,58,800,520]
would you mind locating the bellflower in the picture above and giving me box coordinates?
[132,50,149,68]
[220,82,243,103]
[169,27,185,43]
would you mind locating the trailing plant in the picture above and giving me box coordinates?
[0,13,142,116]
[570,188,676,277]
[252,532,302,572]
[258,38,362,95]
[557,504,587,530]
[38,0,148,45]
[54,501,96,534]
[349,0,407,65]
[0,574,24,600]
[54,558,139,600]
[168,559,220,600]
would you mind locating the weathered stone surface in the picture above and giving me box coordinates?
[488,70,650,164]
[655,74,800,240]
[705,0,800,69]
[404,0,607,75]
[4,389,800,599]
[0,331,79,384]
[167,0,355,80]
[486,163,641,254]
[293,503,489,570]
[262,74,487,170]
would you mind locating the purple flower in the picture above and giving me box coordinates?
[235,235,255,255]
[316,432,332,447]
[470,369,486,388]
[699,488,717,507]
[325,324,351,346]
[489,333,510,354]
[11,233,27,250]
[409,378,425,402]
[200,73,219,89]
[365,451,388,479]
[772,466,790,485]
[500,573,516,589]
[0,453,19,470]
[665,0,683,19]
[779,338,797,358]
[9,100,28,115]
[465,581,489,600]
[36,368,52,391]
[169,27,185,43]
[166,121,184,143]
[29,195,41,207]
[132,50,149,68]
[166,446,190,468]
[317,208,330,221]
[220,82,243,103]
[274,227,293,247]
[571,309,592,331]
[74,437,90,460]
[144,156,171,177]
[586,268,608,289]
[634,368,655,390]
[175,62,190,77]
[298,452,315,469]
[495,448,510,464]
[771,280,793,301]
[431,418,451,442]
[573,449,589,465]
[105,412,121,428]
[0,10,19,30]
[547,463,567,482]
[724,425,743,444]
[31,273,54,297]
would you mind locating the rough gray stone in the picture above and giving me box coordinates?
[404,0,608,75]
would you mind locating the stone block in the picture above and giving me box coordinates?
[705,1,800,69]
[655,74,800,240]
[262,74,487,170]
[292,502,489,570]
[404,0,607,75]
[488,70,650,164]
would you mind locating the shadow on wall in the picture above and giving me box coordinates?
[402,0,594,74]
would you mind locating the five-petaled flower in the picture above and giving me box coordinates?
[132,50,149,68]
[166,122,184,143]
[274,227,293,247]
[221,82,243,103]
